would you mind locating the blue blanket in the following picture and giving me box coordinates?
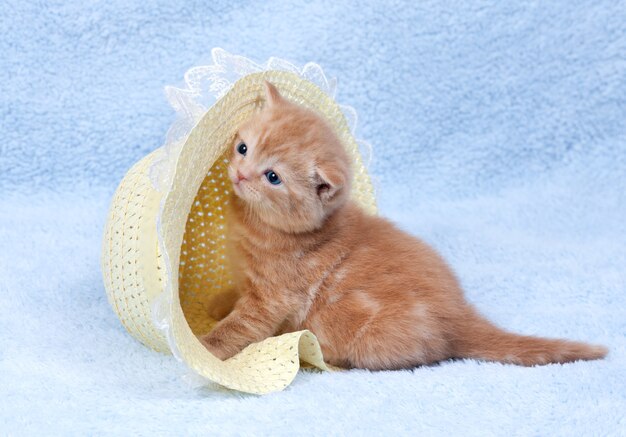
[1,0,624,435]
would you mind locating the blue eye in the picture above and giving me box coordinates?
[237,142,247,155]
[265,170,281,185]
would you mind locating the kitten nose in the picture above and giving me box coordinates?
[236,169,248,182]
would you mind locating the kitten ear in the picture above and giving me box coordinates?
[264,81,283,106]
[315,164,346,205]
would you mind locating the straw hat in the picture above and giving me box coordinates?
[101,49,377,394]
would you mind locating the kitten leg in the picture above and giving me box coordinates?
[206,288,240,321]
[199,291,291,360]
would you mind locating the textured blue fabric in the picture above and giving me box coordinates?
[1,1,625,435]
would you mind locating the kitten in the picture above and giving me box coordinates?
[199,82,608,369]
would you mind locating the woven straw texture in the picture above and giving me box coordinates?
[101,71,376,393]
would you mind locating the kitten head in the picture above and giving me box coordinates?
[228,81,352,233]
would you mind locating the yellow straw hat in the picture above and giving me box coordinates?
[101,48,377,394]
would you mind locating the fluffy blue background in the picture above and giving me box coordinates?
[1,1,625,435]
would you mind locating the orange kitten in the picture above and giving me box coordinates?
[199,82,608,369]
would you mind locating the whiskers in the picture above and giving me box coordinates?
[240,182,261,202]
[236,182,286,225]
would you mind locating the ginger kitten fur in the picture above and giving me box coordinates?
[199,82,607,370]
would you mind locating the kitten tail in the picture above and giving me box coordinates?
[453,313,608,366]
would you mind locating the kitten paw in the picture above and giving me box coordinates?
[206,289,240,321]
[199,333,237,361]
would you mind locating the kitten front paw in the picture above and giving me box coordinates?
[199,333,238,361]
[206,289,240,321]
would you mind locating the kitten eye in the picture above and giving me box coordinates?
[237,142,247,156]
[265,170,281,185]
